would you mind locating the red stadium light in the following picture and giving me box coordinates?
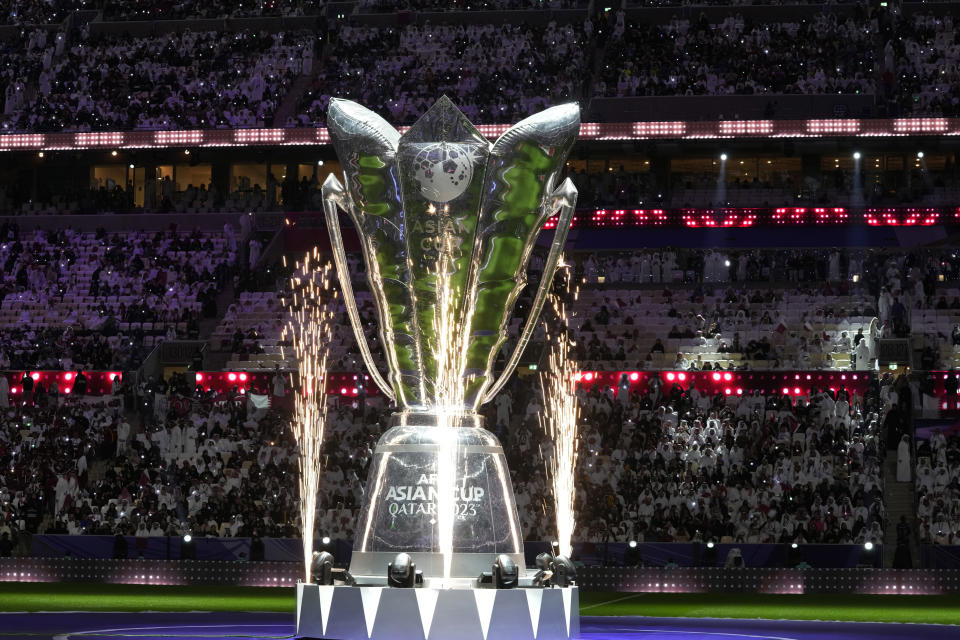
[782,387,790,395]
[794,387,801,395]
[723,373,732,381]
[30,372,39,381]
[195,373,204,382]
[63,387,71,394]
[677,373,686,381]
[737,388,743,395]
[340,387,347,394]
[712,372,722,381]
[724,387,732,395]
[666,372,676,381]
[584,372,594,382]
[630,372,639,382]
[63,373,73,380]
[228,373,237,382]
[239,373,248,382]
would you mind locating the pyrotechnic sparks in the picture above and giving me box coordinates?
[430,245,473,583]
[539,262,580,559]
[282,252,336,583]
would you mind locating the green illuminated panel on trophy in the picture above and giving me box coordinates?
[466,117,579,407]
[331,122,422,406]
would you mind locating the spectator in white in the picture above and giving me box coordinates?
[76,451,87,477]
[855,337,872,370]
[495,389,512,428]
[897,435,912,482]
[116,419,131,456]
[271,366,286,399]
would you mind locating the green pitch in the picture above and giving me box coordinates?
[580,592,960,625]
[0,584,959,625]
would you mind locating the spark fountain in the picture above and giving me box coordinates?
[539,277,581,560]
[283,256,335,583]
[296,96,582,640]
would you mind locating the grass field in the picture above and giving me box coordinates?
[0,584,959,625]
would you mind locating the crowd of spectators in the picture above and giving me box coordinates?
[0,0,89,25]
[6,355,894,552]
[0,225,238,369]
[3,29,316,132]
[595,12,879,99]
[916,422,960,545]
[356,0,586,11]
[888,14,960,117]
[4,4,960,133]
[0,395,122,550]
[292,21,587,126]
[38,374,393,542]
[0,230,952,565]
[101,0,326,21]
[505,369,890,546]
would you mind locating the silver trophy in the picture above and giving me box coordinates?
[321,96,579,584]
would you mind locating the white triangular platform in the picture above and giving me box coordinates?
[295,584,579,640]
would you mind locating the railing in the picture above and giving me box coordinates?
[5,560,959,593]
[577,566,960,594]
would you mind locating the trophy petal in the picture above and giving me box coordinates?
[396,97,492,405]
[464,103,581,407]
[327,98,422,406]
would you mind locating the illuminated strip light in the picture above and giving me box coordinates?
[474,124,510,138]
[74,132,125,147]
[233,129,285,144]
[0,134,43,150]
[893,118,949,134]
[815,207,849,224]
[806,119,861,135]
[12,117,960,153]
[153,130,203,146]
[543,214,577,230]
[579,123,602,139]
[772,207,849,225]
[864,208,940,226]
[718,121,774,136]
[632,121,686,137]
[637,209,668,225]
[681,210,757,228]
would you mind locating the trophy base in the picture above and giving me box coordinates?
[296,583,579,640]
[350,412,526,580]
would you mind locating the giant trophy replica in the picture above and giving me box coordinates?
[296,96,580,640]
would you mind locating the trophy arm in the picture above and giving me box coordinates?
[479,177,577,405]
[322,174,397,403]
